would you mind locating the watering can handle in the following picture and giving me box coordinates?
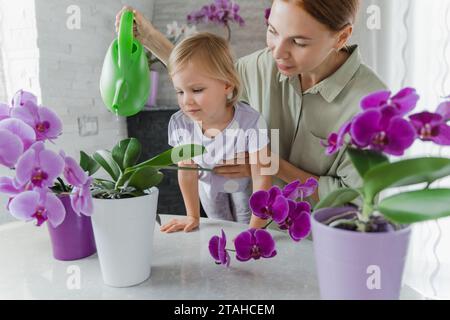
[118,10,134,69]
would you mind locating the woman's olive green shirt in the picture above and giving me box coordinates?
[235,45,387,200]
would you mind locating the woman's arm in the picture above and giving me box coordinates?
[214,153,320,202]
[248,146,274,229]
[115,6,174,66]
[160,160,200,233]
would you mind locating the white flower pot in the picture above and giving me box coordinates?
[91,187,159,287]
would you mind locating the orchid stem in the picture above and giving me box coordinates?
[225,24,231,42]
[262,219,274,229]
[226,248,236,252]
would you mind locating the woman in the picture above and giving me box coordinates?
[115,0,386,204]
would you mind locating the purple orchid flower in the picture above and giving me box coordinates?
[11,98,62,142]
[60,151,88,187]
[278,200,311,242]
[0,129,24,168]
[321,121,352,155]
[234,228,277,262]
[209,229,230,267]
[282,178,319,201]
[11,90,37,108]
[264,7,271,24]
[8,189,66,227]
[0,176,31,197]
[249,186,289,223]
[0,103,10,120]
[70,176,93,217]
[15,142,64,189]
[350,108,416,155]
[360,87,419,115]
[409,101,450,145]
[187,0,245,28]
[436,101,450,121]
[0,118,36,151]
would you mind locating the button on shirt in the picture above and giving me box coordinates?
[168,101,269,200]
[235,45,387,200]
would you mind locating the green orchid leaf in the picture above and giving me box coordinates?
[314,188,361,210]
[127,166,164,191]
[363,157,450,203]
[80,151,100,176]
[132,144,206,169]
[378,189,450,223]
[347,147,389,178]
[112,138,142,171]
[115,170,134,189]
[93,150,122,182]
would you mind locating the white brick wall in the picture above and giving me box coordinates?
[0,0,154,224]
[151,0,272,107]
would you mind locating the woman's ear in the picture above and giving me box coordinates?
[335,24,353,50]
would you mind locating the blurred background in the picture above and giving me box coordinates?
[0,0,449,298]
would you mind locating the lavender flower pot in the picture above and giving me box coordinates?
[146,70,159,107]
[47,195,96,261]
[311,206,411,300]
[91,187,158,287]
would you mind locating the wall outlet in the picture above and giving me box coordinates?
[77,116,98,137]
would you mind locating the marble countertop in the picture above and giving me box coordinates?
[0,215,423,300]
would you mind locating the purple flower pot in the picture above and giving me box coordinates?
[146,70,159,107]
[311,206,411,300]
[47,195,96,261]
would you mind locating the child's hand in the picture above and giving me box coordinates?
[160,216,199,233]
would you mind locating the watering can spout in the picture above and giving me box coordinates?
[112,78,126,114]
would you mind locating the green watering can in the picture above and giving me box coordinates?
[100,10,150,117]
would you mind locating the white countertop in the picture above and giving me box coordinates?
[0,215,423,300]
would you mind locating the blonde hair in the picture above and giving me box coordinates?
[168,32,241,108]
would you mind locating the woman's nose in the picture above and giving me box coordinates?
[272,40,290,60]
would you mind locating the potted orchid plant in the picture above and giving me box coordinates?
[186,0,245,42]
[0,90,96,261]
[82,138,205,287]
[313,87,450,299]
[209,178,317,266]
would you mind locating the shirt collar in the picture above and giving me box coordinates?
[278,45,362,103]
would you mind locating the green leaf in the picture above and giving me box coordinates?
[363,157,450,203]
[127,166,164,191]
[378,189,450,223]
[80,151,100,176]
[314,188,361,210]
[93,178,116,190]
[93,150,122,182]
[112,138,142,171]
[132,144,206,169]
[347,148,389,178]
[115,171,134,189]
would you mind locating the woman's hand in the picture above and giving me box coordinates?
[213,152,252,178]
[115,6,173,65]
[115,6,155,47]
[160,216,200,233]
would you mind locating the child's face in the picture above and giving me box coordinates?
[171,61,233,124]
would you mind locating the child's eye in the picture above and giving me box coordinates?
[176,91,184,95]
[193,88,204,93]
[268,27,276,35]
